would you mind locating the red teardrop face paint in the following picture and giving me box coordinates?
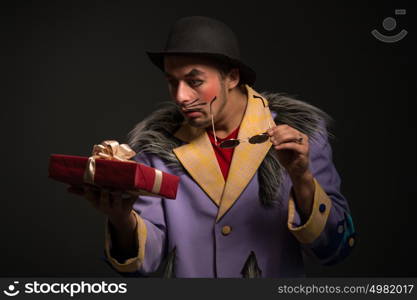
[164,55,226,128]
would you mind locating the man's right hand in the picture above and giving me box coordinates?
[68,185,138,231]
[68,185,139,261]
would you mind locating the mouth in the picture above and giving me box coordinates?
[181,99,207,118]
[182,110,204,118]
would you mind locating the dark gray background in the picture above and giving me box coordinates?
[1,0,415,277]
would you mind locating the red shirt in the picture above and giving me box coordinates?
[206,126,240,180]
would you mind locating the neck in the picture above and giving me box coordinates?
[213,86,247,138]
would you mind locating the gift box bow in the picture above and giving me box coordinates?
[84,140,135,183]
[83,140,163,195]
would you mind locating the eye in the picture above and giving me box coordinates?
[188,79,203,87]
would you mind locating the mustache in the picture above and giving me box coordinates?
[176,98,208,112]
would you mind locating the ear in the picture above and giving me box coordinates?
[226,68,240,90]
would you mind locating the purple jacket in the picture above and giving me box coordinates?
[104,86,355,278]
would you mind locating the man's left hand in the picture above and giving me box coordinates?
[268,124,315,219]
[267,124,309,179]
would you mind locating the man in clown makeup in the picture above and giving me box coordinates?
[84,16,355,278]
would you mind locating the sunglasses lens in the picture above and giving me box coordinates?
[219,140,240,148]
[249,133,269,144]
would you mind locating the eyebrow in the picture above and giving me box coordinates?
[165,68,205,79]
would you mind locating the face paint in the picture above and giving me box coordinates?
[164,55,227,128]
[181,98,206,111]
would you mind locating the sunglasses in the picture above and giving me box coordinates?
[210,95,272,149]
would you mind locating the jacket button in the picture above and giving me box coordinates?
[221,225,232,236]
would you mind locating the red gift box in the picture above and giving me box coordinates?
[49,154,179,199]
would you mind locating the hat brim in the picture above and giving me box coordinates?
[146,51,256,86]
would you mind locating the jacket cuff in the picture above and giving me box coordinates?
[104,210,147,272]
[287,178,332,244]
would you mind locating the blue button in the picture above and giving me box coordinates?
[319,203,326,213]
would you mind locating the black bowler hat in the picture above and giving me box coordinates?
[147,16,256,86]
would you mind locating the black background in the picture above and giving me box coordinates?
[1,0,415,277]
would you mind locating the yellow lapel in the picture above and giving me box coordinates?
[215,85,274,222]
[173,123,225,207]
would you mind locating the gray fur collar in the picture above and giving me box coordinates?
[128,92,330,207]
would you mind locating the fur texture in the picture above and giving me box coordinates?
[128,92,331,207]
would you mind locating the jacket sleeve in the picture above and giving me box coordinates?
[103,153,167,276]
[287,130,356,265]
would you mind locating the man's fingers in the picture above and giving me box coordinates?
[110,190,123,210]
[82,186,137,216]
[101,189,111,210]
[126,194,138,209]
[269,125,302,138]
[274,142,304,153]
[270,133,297,145]
[268,125,308,147]
[84,186,99,208]
[67,186,84,196]
[267,124,291,134]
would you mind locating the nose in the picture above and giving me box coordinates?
[174,81,197,107]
